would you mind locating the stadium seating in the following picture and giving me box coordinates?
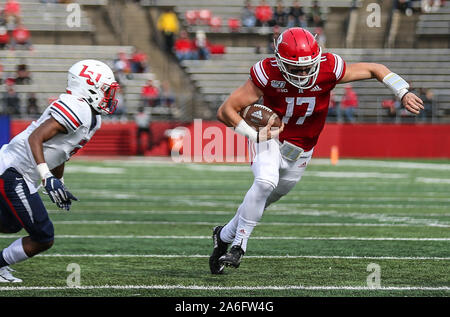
[0,44,161,118]
[180,47,450,122]
[416,1,450,36]
[144,0,362,34]
[14,1,95,32]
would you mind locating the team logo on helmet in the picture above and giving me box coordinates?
[67,60,120,115]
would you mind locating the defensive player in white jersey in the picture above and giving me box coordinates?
[209,27,424,274]
[0,60,119,282]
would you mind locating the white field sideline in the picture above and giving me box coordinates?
[1,235,448,241]
[35,254,450,260]
[96,157,450,171]
[49,220,450,228]
[0,285,449,292]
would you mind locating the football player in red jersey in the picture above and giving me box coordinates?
[209,27,424,274]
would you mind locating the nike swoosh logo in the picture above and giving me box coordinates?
[16,178,23,181]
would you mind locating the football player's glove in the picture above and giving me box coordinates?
[56,189,78,211]
[43,175,68,205]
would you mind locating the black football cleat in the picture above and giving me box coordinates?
[218,245,245,269]
[209,226,230,274]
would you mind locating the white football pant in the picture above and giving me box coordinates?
[220,138,313,252]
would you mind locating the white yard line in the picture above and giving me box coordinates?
[50,220,450,228]
[35,254,450,260]
[48,209,450,217]
[0,284,449,292]
[1,235,448,241]
[416,177,450,184]
[64,166,126,174]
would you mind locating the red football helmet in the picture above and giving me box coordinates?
[274,27,322,89]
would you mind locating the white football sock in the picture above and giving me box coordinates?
[1,238,29,265]
[232,216,258,252]
[230,179,275,252]
[220,209,240,243]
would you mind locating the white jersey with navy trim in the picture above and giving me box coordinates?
[0,94,101,194]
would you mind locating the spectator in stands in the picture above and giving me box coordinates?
[194,30,210,60]
[0,10,9,49]
[0,64,4,85]
[340,84,359,123]
[314,26,326,47]
[26,93,39,116]
[267,25,281,54]
[396,0,414,16]
[3,0,21,26]
[141,79,160,107]
[327,90,342,122]
[157,8,180,54]
[113,51,132,82]
[158,80,175,108]
[0,24,8,50]
[288,0,307,28]
[130,49,148,74]
[255,0,274,27]
[2,85,20,115]
[15,64,32,85]
[174,30,195,61]
[421,0,442,12]
[308,0,325,27]
[242,0,256,28]
[10,23,32,51]
[111,87,126,121]
[272,0,289,27]
[382,97,401,120]
[134,106,153,155]
[419,88,434,120]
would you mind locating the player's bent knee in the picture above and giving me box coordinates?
[253,178,277,199]
[33,239,54,254]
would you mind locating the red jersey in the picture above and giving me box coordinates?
[250,53,346,151]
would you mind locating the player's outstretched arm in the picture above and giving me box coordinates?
[338,63,424,115]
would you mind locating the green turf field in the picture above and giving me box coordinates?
[0,158,449,297]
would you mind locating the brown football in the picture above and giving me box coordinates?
[241,104,282,130]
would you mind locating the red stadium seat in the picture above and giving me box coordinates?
[185,10,198,25]
[228,18,241,32]
[198,9,212,25]
[209,16,222,32]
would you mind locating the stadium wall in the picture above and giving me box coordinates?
[8,120,450,159]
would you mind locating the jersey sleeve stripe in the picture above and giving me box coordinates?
[50,106,77,131]
[251,65,265,87]
[58,100,83,125]
[333,53,344,81]
[254,61,268,87]
[53,102,81,128]
[53,103,81,128]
